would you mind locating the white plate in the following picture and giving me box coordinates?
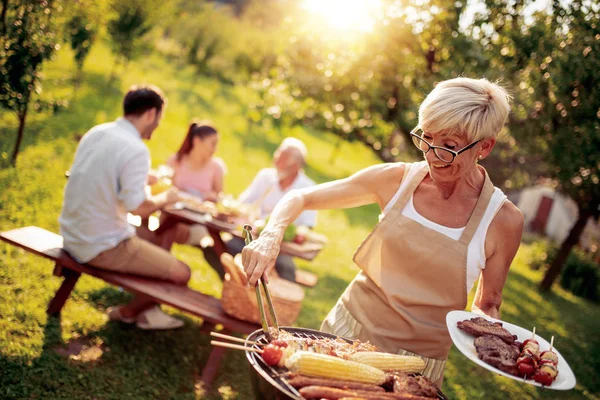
[446,310,576,390]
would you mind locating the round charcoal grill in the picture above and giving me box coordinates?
[244,327,449,400]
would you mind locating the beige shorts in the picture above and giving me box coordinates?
[88,236,179,280]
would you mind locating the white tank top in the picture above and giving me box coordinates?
[382,161,507,293]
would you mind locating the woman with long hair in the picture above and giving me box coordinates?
[167,121,226,202]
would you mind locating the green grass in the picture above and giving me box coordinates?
[1,42,599,399]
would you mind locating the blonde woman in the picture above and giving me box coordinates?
[241,77,524,386]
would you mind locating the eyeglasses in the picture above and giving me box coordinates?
[409,127,481,163]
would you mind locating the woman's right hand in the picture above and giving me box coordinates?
[242,231,281,286]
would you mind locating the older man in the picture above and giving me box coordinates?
[205,138,316,281]
[60,85,190,330]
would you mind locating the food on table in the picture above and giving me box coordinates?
[393,373,439,398]
[284,351,388,385]
[457,318,560,386]
[349,352,425,373]
[150,177,172,195]
[456,317,517,344]
[474,335,520,376]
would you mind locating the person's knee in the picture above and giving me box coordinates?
[170,261,191,285]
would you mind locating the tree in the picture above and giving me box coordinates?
[475,0,600,290]
[65,1,103,81]
[0,0,63,166]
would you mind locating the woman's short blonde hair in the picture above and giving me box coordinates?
[418,77,511,142]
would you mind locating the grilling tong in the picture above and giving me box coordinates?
[243,224,279,339]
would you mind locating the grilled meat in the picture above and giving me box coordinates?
[392,373,438,398]
[299,385,436,400]
[287,374,385,392]
[457,317,517,344]
[474,335,520,376]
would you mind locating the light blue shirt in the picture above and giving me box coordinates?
[59,118,150,262]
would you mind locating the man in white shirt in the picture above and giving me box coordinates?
[208,138,317,281]
[60,85,190,330]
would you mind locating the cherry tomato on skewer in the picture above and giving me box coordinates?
[262,344,284,366]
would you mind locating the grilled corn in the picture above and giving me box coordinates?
[284,351,387,385]
[349,352,425,373]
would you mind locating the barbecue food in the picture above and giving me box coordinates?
[474,335,519,375]
[287,374,386,392]
[349,352,425,373]
[533,348,559,385]
[299,385,436,399]
[457,317,517,344]
[275,329,379,359]
[516,337,540,377]
[393,373,438,398]
[284,351,387,385]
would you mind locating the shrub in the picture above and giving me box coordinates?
[560,249,600,302]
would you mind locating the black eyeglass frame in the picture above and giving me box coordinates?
[409,127,481,164]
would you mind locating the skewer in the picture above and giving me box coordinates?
[549,335,554,351]
[210,331,264,346]
[210,340,263,353]
[531,326,536,339]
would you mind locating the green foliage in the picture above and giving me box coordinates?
[106,0,171,65]
[66,14,96,71]
[560,249,600,302]
[0,1,61,114]
[477,0,600,213]
[0,0,65,165]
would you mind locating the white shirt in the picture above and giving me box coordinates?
[59,118,150,263]
[382,161,507,293]
[238,168,317,227]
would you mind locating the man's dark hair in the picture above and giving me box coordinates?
[123,85,166,116]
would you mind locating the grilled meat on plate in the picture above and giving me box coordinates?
[474,335,520,376]
[457,317,517,344]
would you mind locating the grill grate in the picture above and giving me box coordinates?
[245,327,448,400]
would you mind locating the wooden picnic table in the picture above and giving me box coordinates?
[156,206,325,261]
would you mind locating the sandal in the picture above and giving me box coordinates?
[136,306,184,330]
[107,306,136,324]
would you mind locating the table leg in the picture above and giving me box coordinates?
[208,227,227,258]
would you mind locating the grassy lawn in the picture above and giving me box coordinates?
[0,43,598,400]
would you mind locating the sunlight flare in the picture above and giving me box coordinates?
[302,0,382,33]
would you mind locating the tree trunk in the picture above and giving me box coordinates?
[11,106,29,166]
[0,0,8,36]
[540,206,592,291]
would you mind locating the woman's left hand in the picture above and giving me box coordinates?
[242,231,281,286]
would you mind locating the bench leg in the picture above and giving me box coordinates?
[47,268,81,316]
[200,326,231,389]
[200,346,227,389]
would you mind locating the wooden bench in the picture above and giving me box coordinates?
[0,226,260,388]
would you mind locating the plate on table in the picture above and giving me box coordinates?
[446,310,576,390]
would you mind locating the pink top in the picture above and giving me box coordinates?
[167,155,227,198]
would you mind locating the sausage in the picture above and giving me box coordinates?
[299,386,436,400]
[288,375,385,392]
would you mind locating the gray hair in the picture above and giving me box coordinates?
[418,77,511,142]
[278,137,308,165]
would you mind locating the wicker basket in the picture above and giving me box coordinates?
[221,273,305,326]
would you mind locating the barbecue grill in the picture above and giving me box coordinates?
[245,327,449,400]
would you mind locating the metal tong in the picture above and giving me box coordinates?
[242,224,279,339]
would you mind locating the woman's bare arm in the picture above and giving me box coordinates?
[472,201,524,318]
[243,163,405,285]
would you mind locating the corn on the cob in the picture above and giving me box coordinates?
[284,351,387,385]
[349,352,425,373]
